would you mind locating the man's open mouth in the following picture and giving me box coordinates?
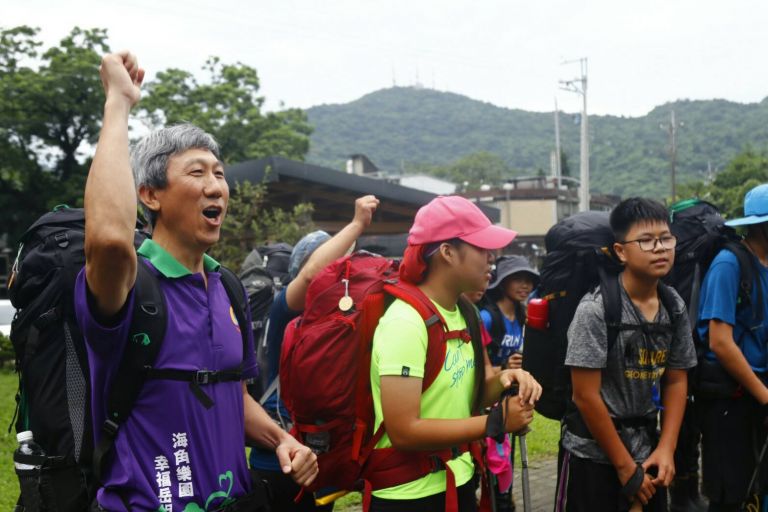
[203,206,222,220]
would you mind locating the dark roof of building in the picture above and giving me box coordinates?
[226,156,500,226]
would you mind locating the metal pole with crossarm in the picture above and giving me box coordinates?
[560,58,589,212]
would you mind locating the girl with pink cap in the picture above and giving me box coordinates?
[368,195,543,511]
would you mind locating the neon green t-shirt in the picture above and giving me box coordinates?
[370,298,476,500]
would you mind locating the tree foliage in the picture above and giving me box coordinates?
[208,180,314,269]
[306,86,768,200]
[0,26,315,258]
[138,57,312,164]
[0,25,108,242]
[678,147,768,219]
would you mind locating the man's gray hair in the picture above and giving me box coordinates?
[130,123,220,226]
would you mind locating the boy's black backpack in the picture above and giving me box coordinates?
[665,199,763,396]
[522,211,681,420]
[8,207,249,512]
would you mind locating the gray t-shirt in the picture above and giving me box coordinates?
[562,277,697,464]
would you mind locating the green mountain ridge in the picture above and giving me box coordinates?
[306,86,768,199]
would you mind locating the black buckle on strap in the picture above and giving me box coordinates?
[102,419,120,438]
[429,454,446,473]
[196,371,213,384]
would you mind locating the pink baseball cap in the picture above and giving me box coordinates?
[408,195,517,249]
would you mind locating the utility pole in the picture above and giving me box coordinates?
[660,110,683,201]
[560,58,589,212]
[554,98,562,188]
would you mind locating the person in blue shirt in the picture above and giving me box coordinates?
[480,255,539,371]
[697,183,768,512]
[249,195,379,512]
[478,255,538,512]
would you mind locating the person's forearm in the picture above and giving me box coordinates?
[574,391,635,476]
[285,220,365,311]
[302,220,364,278]
[85,98,137,246]
[482,366,505,407]
[711,335,768,403]
[658,370,687,453]
[386,415,487,451]
[243,387,291,449]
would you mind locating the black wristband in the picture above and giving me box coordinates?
[620,464,645,499]
[486,400,506,443]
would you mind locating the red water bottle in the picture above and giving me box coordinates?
[526,298,549,330]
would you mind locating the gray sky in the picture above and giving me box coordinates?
[5,0,768,117]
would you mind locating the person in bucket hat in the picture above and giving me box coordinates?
[369,195,542,511]
[482,255,540,371]
[696,183,768,511]
[476,255,539,511]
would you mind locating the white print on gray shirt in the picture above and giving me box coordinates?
[562,278,697,464]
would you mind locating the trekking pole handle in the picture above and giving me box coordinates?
[500,385,531,436]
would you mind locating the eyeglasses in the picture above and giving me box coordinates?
[620,235,677,252]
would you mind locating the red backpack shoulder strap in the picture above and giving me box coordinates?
[383,281,470,391]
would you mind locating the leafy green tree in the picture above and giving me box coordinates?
[138,57,312,163]
[678,147,768,219]
[208,180,314,269]
[139,59,318,266]
[306,86,768,200]
[0,25,108,242]
[0,26,316,258]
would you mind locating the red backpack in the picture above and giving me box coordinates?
[279,251,488,512]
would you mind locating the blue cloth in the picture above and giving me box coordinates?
[250,289,300,471]
[479,308,523,367]
[698,248,768,372]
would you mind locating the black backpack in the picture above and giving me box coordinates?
[523,211,681,420]
[665,199,764,396]
[240,243,292,403]
[258,243,293,289]
[8,207,249,512]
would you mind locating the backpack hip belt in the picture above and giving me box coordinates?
[361,441,483,512]
[565,410,658,440]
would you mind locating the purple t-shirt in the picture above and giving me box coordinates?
[75,240,257,511]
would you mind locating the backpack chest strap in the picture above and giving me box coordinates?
[143,367,243,409]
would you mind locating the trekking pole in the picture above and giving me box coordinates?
[742,435,768,512]
[517,426,532,512]
[488,466,498,512]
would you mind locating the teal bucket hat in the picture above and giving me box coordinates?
[725,184,768,227]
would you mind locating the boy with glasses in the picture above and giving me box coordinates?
[556,198,696,512]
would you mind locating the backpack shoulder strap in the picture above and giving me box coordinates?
[657,283,681,324]
[94,259,167,483]
[724,241,764,325]
[218,265,250,362]
[384,282,470,391]
[598,267,623,352]
[657,282,687,343]
[484,300,506,347]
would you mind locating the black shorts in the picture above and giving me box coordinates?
[554,450,666,512]
[369,480,477,512]
[698,395,768,506]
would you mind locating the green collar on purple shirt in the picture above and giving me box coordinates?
[136,239,220,278]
